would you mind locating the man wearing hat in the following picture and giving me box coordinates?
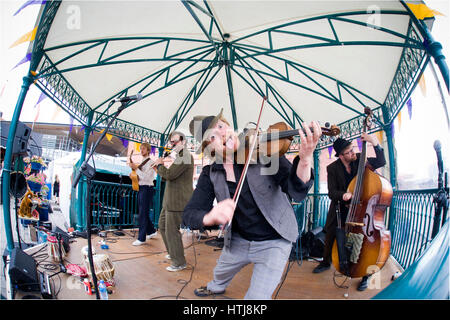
[312,133,386,291]
[183,109,321,299]
[153,131,194,272]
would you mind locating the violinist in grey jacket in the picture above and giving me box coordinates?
[183,109,321,299]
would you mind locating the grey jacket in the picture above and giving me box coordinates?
[183,156,314,248]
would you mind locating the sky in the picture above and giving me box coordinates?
[0,0,449,188]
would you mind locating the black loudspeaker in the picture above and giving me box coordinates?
[309,227,325,258]
[9,248,39,292]
[0,121,31,155]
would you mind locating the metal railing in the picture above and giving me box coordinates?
[292,190,443,271]
[89,181,159,230]
[389,189,440,270]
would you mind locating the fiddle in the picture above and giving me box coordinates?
[236,121,340,161]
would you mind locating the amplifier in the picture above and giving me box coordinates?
[9,248,39,292]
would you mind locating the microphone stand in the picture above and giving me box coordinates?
[432,140,449,239]
[72,100,129,299]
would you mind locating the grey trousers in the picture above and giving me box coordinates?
[207,233,292,299]
[158,208,186,266]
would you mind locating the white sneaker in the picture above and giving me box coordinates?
[146,232,157,240]
[132,240,145,246]
[166,264,186,272]
[165,254,171,260]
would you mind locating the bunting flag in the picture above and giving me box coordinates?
[134,142,141,152]
[327,146,333,159]
[33,104,41,122]
[106,133,113,143]
[419,74,427,96]
[120,138,129,148]
[9,27,37,48]
[376,130,384,144]
[35,91,47,107]
[51,105,62,121]
[151,146,156,155]
[406,98,413,120]
[397,110,402,131]
[0,82,6,98]
[69,116,74,133]
[12,53,31,70]
[406,3,444,20]
[390,122,395,138]
[356,138,363,152]
[13,0,47,16]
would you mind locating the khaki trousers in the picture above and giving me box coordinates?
[158,208,186,267]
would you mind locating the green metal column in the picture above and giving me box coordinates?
[384,124,397,232]
[2,75,33,251]
[75,111,93,230]
[154,134,166,228]
[384,124,397,189]
[312,149,320,228]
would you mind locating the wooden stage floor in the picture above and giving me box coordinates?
[27,229,401,300]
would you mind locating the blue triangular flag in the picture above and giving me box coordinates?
[34,91,47,107]
[11,53,31,70]
[13,0,47,16]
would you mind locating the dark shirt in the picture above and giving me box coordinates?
[183,155,314,241]
[227,164,281,241]
[335,144,386,215]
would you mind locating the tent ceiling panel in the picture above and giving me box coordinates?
[31,0,428,148]
[44,1,211,48]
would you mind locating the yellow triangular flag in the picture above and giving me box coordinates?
[106,133,113,142]
[10,27,37,48]
[135,142,141,152]
[406,3,444,20]
[397,110,402,131]
[419,74,427,96]
[376,130,384,144]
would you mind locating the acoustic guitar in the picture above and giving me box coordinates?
[129,150,151,192]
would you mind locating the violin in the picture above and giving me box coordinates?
[236,122,340,160]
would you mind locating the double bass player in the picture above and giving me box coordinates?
[313,133,386,291]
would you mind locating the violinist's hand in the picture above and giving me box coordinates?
[202,199,235,226]
[296,121,321,182]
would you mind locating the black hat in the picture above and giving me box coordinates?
[189,108,224,153]
[333,138,351,156]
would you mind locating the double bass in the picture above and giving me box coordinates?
[331,108,393,278]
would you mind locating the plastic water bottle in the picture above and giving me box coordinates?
[98,280,108,300]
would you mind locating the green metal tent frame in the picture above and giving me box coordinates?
[2,0,448,251]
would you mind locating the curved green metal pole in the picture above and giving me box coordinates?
[400,1,449,92]
[76,111,93,230]
[384,124,397,190]
[2,75,33,251]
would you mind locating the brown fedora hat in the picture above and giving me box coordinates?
[189,108,224,154]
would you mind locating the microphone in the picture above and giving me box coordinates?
[112,93,143,103]
[434,140,443,173]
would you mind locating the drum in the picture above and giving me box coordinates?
[84,253,115,285]
[47,235,66,261]
[81,245,96,260]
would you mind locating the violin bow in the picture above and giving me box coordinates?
[225,95,267,229]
